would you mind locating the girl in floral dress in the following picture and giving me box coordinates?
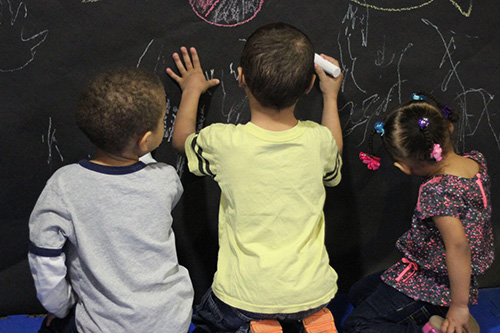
[344,93,494,333]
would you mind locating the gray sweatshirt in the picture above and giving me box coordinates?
[28,158,193,332]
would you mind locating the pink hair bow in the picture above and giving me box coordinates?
[430,144,442,162]
[359,152,381,170]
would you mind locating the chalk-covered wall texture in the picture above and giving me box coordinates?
[1,0,498,315]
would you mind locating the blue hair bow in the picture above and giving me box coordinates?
[411,93,426,101]
[374,121,385,136]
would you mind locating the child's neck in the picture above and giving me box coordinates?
[249,99,298,131]
[424,151,480,178]
[91,149,140,167]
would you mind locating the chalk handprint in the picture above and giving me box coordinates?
[0,0,49,72]
[189,0,263,27]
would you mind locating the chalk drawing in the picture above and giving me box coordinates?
[163,98,177,143]
[337,3,497,152]
[339,4,370,94]
[422,18,497,151]
[350,0,472,17]
[0,0,48,72]
[42,117,64,168]
[189,0,263,27]
[137,39,155,68]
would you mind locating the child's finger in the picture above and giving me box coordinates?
[314,63,327,80]
[166,67,182,83]
[172,52,186,75]
[320,53,340,68]
[180,46,193,70]
[440,318,450,333]
[189,47,201,69]
[207,78,220,89]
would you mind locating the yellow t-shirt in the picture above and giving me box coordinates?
[185,120,342,313]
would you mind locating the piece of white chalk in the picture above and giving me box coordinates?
[314,53,341,77]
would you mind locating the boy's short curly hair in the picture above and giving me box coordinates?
[76,67,165,154]
[240,22,315,110]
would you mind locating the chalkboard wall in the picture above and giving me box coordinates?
[1,0,498,315]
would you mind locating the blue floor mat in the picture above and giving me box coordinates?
[470,288,500,333]
[0,315,44,333]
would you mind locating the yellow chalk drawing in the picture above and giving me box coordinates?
[349,0,472,17]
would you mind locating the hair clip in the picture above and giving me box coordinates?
[411,93,426,101]
[430,144,442,162]
[418,117,429,129]
[441,105,451,119]
[359,152,381,170]
[374,121,385,136]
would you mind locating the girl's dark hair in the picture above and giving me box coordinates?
[76,67,165,154]
[240,22,315,110]
[381,92,458,163]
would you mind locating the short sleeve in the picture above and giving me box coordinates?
[323,132,342,187]
[417,181,463,220]
[184,127,218,177]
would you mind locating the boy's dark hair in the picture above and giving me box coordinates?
[240,22,315,110]
[76,67,165,154]
[382,93,458,163]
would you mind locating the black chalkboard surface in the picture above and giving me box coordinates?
[1,0,498,315]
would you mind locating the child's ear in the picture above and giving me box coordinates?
[238,67,245,87]
[394,161,412,175]
[137,131,153,154]
[305,75,317,94]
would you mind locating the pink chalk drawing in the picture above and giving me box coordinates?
[189,0,264,27]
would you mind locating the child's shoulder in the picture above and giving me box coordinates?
[146,162,181,181]
[49,162,86,181]
[464,150,486,165]
[299,120,336,141]
[198,122,238,135]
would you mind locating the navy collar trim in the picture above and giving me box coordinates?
[78,160,147,175]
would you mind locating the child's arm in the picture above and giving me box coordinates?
[29,185,77,320]
[28,252,76,318]
[434,216,472,333]
[166,47,220,154]
[314,54,344,155]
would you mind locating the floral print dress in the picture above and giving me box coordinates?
[381,151,494,306]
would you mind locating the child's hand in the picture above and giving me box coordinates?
[314,54,343,99]
[441,304,471,333]
[45,313,57,327]
[166,46,219,95]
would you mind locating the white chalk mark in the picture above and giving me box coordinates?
[163,98,178,143]
[176,155,186,177]
[0,0,49,72]
[374,37,395,68]
[350,0,473,17]
[396,43,413,104]
[229,63,239,80]
[137,38,155,67]
[422,18,497,151]
[45,117,64,166]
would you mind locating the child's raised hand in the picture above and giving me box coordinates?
[166,47,219,95]
[314,54,343,99]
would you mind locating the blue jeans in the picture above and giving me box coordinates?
[342,272,448,333]
[192,288,328,333]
